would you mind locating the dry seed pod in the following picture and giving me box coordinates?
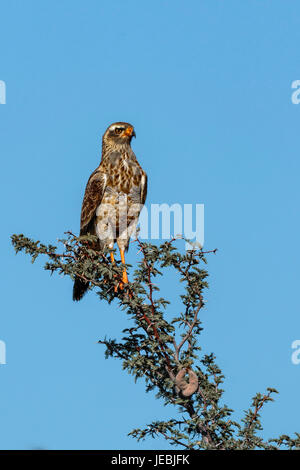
[175,368,199,397]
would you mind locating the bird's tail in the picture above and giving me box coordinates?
[73,276,89,301]
[72,227,101,301]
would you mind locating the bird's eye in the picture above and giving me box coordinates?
[114,127,123,135]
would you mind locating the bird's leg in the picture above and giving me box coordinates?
[120,249,128,285]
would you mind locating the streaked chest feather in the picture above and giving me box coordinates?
[105,152,143,199]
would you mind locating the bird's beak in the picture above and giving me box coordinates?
[123,126,136,138]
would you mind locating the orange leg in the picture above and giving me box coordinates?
[120,249,128,284]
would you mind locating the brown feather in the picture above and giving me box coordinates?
[80,169,107,234]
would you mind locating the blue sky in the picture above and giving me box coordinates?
[1,0,300,450]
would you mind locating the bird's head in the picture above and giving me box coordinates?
[102,122,136,147]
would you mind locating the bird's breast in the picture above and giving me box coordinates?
[106,161,142,195]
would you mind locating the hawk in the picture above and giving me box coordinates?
[73,122,147,301]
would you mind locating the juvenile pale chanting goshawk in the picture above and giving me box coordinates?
[73,122,147,301]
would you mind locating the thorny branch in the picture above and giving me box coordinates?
[10,231,300,450]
